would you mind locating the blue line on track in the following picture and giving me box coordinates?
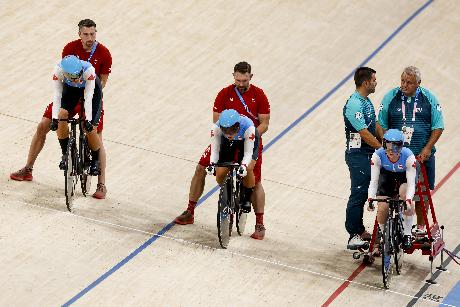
[441,280,460,306]
[62,1,433,305]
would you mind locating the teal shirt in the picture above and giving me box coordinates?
[378,86,444,155]
[343,91,376,154]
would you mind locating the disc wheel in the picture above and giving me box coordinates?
[80,139,92,196]
[394,218,404,275]
[236,208,247,236]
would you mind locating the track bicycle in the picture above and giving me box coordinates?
[215,162,248,248]
[369,197,406,289]
[60,117,92,212]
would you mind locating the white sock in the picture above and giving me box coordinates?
[404,215,413,236]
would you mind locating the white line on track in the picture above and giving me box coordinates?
[16,200,455,306]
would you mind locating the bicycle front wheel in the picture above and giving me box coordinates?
[217,180,232,248]
[381,219,394,289]
[64,140,77,212]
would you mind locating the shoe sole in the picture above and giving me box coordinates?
[251,234,264,240]
[174,218,194,225]
[347,243,369,250]
[92,194,106,199]
[10,175,33,181]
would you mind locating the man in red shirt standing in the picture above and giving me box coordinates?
[10,19,112,199]
[175,62,271,240]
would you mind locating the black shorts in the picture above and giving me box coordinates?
[377,169,407,198]
[217,129,260,164]
[61,76,103,125]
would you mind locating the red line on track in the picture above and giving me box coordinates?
[432,161,460,195]
[321,161,460,306]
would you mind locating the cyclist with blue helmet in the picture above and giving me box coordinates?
[50,55,103,176]
[367,129,417,249]
[207,109,261,213]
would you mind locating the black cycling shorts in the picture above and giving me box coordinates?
[60,76,103,125]
[217,129,260,163]
[377,168,407,198]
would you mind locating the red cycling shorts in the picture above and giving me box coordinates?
[43,101,104,133]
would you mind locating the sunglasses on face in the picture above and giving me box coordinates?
[63,71,83,81]
[386,141,403,154]
[221,125,239,136]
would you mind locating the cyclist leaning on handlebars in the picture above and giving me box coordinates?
[367,129,417,250]
[207,109,260,213]
[50,55,102,176]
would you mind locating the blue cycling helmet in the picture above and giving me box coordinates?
[383,129,404,154]
[61,55,83,78]
[219,109,240,128]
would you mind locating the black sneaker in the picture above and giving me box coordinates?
[241,201,251,213]
[90,160,101,176]
[403,235,412,250]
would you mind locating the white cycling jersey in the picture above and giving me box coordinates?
[368,147,417,201]
[51,62,97,121]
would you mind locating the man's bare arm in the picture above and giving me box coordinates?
[99,74,109,88]
[257,113,270,135]
[359,128,381,149]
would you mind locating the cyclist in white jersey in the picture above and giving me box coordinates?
[207,109,261,212]
[49,55,102,176]
[368,129,417,249]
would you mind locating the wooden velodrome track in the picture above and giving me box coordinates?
[1,0,459,306]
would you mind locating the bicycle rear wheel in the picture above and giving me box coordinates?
[217,180,232,248]
[393,216,404,275]
[236,182,247,235]
[236,209,247,236]
[64,141,77,212]
[80,137,92,196]
[381,219,394,289]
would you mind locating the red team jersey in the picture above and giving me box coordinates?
[200,84,270,182]
[43,40,112,132]
[213,84,270,127]
[62,40,112,76]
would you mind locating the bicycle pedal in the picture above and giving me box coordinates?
[59,161,67,170]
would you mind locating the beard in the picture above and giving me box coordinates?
[237,85,248,93]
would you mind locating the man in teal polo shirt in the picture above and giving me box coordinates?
[376,66,444,235]
[343,67,382,250]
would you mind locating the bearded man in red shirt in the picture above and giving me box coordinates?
[11,19,112,199]
[175,62,271,240]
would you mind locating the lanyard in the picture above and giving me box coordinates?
[401,87,420,122]
[234,86,258,121]
[87,41,98,62]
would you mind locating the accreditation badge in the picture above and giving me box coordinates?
[349,132,362,149]
[402,125,414,145]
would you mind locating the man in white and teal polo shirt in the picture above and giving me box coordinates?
[343,67,382,250]
[377,66,444,235]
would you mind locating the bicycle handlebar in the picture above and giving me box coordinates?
[58,118,84,123]
[368,198,406,211]
[213,162,240,168]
